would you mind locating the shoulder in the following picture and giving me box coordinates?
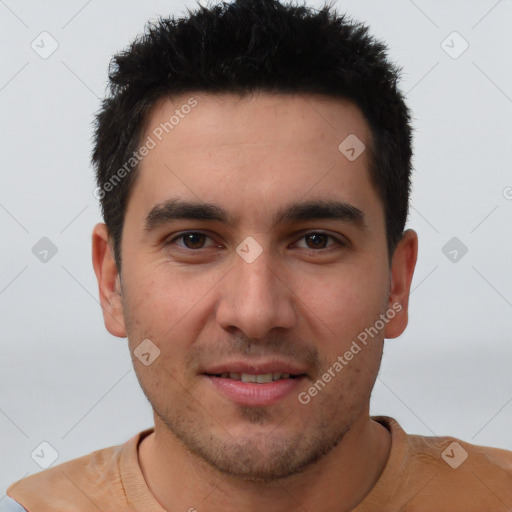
[371,416,512,511]
[377,415,512,475]
[408,429,512,476]
[413,433,512,509]
[406,424,512,508]
[6,441,127,512]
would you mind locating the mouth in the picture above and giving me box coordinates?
[202,364,308,406]
[205,372,303,383]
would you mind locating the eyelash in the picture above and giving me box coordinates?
[165,231,348,252]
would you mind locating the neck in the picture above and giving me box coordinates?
[138,413,391,512]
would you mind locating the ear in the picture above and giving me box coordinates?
[91,223,127,338]
[384,229,418,339]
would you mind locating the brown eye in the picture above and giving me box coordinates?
[295,232,345,250]
[181,232,207,249]
[304,233,329,249]
[167,232,217,250]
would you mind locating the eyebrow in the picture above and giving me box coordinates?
[144,198,367,232]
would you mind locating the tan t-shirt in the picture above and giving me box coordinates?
[6,416,512,511]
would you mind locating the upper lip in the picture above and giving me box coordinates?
[202,360,308,376]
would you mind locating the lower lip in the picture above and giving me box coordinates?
[204,375,306,406]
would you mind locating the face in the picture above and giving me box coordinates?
[94,92,416,481]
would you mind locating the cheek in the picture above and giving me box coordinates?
[294,260,389,339]
[123,264,210,330]
[122,282,192,400]
[290,259,389,400]
[121,264,222,371]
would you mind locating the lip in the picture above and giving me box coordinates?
[202,360,308,376]
[204,374,307,406]
[201,359,309,407]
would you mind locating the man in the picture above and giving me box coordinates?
[5,0,512,510]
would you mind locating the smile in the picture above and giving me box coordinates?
[211,372,295,383]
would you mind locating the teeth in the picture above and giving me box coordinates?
[219,372,292,383]
[256,373,273,383]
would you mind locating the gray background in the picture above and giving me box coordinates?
[1,0,511,495]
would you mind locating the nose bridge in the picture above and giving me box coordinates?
[216,244,295,337]
[236,248,277,302]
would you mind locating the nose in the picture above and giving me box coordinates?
[215,245,297,340]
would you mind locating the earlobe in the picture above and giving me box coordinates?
[384,229,418,339]
[91,223,127,338]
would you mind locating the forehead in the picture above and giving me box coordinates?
[143,92,370,158]
[129,92,381,225]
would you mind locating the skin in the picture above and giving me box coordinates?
[92,92,418,512]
